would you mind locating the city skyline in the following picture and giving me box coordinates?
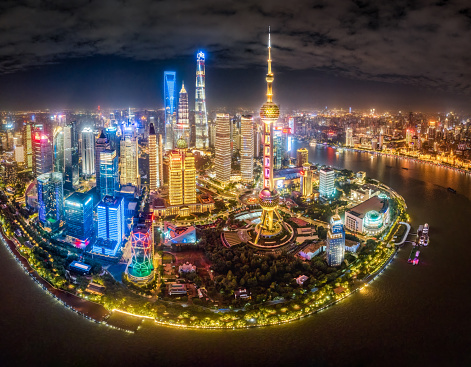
[1,1,471,112]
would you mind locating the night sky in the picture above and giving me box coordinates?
[0,0,470,112]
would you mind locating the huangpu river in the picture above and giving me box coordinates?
[1,142,470,367]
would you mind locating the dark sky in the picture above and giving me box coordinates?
[0,0,470,112]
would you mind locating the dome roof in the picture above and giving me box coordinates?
[176,137,188,150]
[260,101,280,121]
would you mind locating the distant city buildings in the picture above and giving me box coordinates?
[326,214,345,266]
[319,167,335,198]
[345,127,353,147]
[215,113,231,185]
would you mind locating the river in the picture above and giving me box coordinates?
[1,142,470,367]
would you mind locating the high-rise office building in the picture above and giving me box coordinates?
[164,71,177,150]
[326,214,345,266]
[95,130,109,189]
[23,122,33,170]
[195,51,209,149]
[97,195,125,246]
[168,138,196,206]
[274,133,282,169]
[33,131,53,177]
[63,122,79,190]
[296,148,309,167]
[319,167,335,198]
[255,28,285,245]
[37,172,63,229]
[53,127,64,173]
[301,164,313,197]
[64,192,93,242]
[148,122,163,192]
[104,126,120,155]
[99,149,119,198]
[240,115,254,183]
[215,113,231,185]
[177,82,189,144]
[345,127,353,147]
[120,125,139,186]
[81,127,95,177]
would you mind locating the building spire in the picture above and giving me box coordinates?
[266,26,274,103]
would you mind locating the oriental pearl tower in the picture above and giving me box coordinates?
[254,27,286,245]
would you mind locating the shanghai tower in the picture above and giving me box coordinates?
[195,51,208,149]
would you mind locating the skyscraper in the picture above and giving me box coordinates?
[64,192,93,242]
[81,127,95,177]
[63,122,79,190]
[33,131,53,177]
[327,214,345,266]
[319,167,335,198]
[296,148,309,167]
[255,28,285,245]
[164,71,177,150]
[23,122,33,170]
[37,172,63,229]
[168,138,196,206]
[53,127,64,173]
[148,122,162,191]
[195,51,209,149]
[99,149,119,198]
[97,195,125,246]
[95,130,109,189]
[177,82,189,144]
[104,126,120,155]
[345,127,353,147]
[120,125,139,186]
[215,113,231,185]
[240,115,254,183]
[301,164,313,197]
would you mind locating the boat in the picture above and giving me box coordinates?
[309,140,317,147]
[423,223,429,235]
[402,167,409,170]
[447,187,456,193]
[408,246,418,263]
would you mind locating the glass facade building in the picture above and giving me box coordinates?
[37,172,63,229]
[95,130,109,190]
[64,122,79,190]
[319,167,335,198]
[164,71,177,150]
[326,214,345,266]
[215,114,231,184]
[81,127,95,177]
[240,115,254,183]
[99,149,119,198]
[195,51,209,149]
[53,127,64,173]
[33,131,53,177]
[96,196,125,255]
[64,192,93,241]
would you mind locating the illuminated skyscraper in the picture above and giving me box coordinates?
[296,148,309,167]
[33,131,53,177]
[195,51,209,149]
[97,195,125,246]
[149,122,162,191]
[319,167,335,198]
[345,127,353,147]
[120,125,139,186]
[99,149,119,198]
[63,122,79,190]
[53,127,64,173]
[164,71,177,150]
[105,126,120,155]
[240,115,254,183]
[168,138,196,206]
[215,113,231,185]
[177,82,189,144]
[255,28,285,245]
[301,164,313,197]
[37,172,63,230]
[95,130,109,188]
[81,127,95,177]
[23,122,33,170]
[326,214,345,266]
[64,192,93,242]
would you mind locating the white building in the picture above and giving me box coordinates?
[240,115,254,183]
[319,167,335,198]
[345,196,389,235]
[81,127,95,176]
[215,113,231,184]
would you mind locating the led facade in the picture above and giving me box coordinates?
[99,149,119,198]
[64,192,93,241]
[319,167,335,198]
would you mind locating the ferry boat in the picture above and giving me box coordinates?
[309,139,317,146]
[408,246,419,263]
[447,187,456,193]
[402,167,409,170]
[422,223,429,246]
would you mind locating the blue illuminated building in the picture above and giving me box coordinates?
[99,149,119,199]
[326,214,345,266]
[64,192,93,242]
[64,122,79,190]
[94,195,124,256]
[164,71,177,150]
[37,172,63,230]
[104,126,120,155]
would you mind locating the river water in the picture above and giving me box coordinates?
[1,143,470,367]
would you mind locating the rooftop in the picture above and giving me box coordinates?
[347,196,388,219]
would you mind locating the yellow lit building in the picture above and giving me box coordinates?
[296,148,309,167]
[215,113,231,185]
[168,137,196,206]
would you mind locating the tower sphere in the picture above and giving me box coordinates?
[260,101,280,121]
[176,136,188,150]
